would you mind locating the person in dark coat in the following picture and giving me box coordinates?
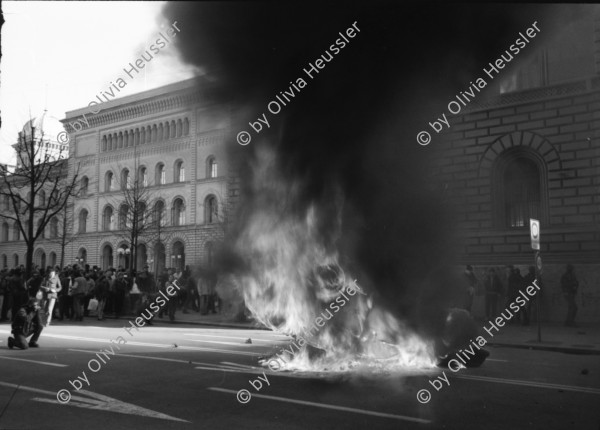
[463,265,477,313]
[484,268,502,320]
[95,272,110,321]
[561,264,579,327]
[7,298,43,349]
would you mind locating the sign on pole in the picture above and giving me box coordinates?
[530,218,540,250]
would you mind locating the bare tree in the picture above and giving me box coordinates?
[110,155,162,274]
[45,199,77,269]
[0,122,79,277]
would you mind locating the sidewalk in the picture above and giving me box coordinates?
[474,319,600,355]
[150,310,266,330]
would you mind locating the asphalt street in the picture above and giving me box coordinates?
[0,320,598,430]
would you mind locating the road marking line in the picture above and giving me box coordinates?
[0,381,188,422]
[183,333,289,343]
[208,387,431,423]
[0,356,67,367]
[0,331,262,356]
[187,339,272,347]
[68,349,248,369]
[455,374,600,395]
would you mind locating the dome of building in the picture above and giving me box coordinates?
[19,111,65,144]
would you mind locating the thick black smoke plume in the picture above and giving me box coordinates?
[162,2,585,337]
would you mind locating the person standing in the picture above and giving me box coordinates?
[506,267,524,324]
[166,275,178,322]
[129,275,141,315]
[42,269,62,326]
[521,266,536,325]
[113,272,128,319]
[561,264,579,327]
[463,265,477,313]
[71,271,87,321]
[197,273,212,315]
[95,272,110,321]
[10,268,28,322]
[484,268,502,320]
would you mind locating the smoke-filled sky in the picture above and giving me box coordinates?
[160,2,589,329]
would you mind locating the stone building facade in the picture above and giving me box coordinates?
[0,77,233,275]
[432,11,600,322]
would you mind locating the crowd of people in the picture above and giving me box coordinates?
[462,263,580,327]
[0,264,222,328]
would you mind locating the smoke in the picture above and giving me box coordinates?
[162,2,588,337]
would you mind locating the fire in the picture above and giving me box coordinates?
[235,146,436,373]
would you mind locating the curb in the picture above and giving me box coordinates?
[488,342,600,356]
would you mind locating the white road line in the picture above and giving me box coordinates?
[0,331,262,356]
[183,333,289,343]
[0,356,68,367]
[0,381,188,422]
[68,349,250,369]
[187,339,272,347]
[455,374,600,395]
[208,387,431,423]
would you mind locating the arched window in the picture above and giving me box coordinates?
[80,176,89,197]
[108,135,113,151]
[102,206,114,231]
[176,119,183,137]
[136,243,147,270]
[172,198,185,226]
[140,127,146,144]
[124,131,129,147]
[138,166,148,187]
[102,136,107,152]
[135,128,140,146]
[207,156,217,178]
[118,132,123,149]
[13,254,19,267]
[119,204,130,230]
[121,168,131,190]
[172,241,185,271]
[154,242,166,274]
[49,252,56,267]
[154,200,166,226]
[1,223,8,242]
[156,163,166,185]
[493,150,544,228]
[102,244,113,270]
[146,126,152,143]
[1,254,6,268]
[49,217,59,238]
[152,125,157,143]
[174,160,185,183]
[105,171,114,192]
[170,120,176,138]
[164,122,170,140]
[12,223,20,241]
[158,123,164,141]
[137,202,147,227]
[183,118,190,136]
[205,195,218,224]
[38,219,45,239]
[79,209,88,233]
[38,190,46,207]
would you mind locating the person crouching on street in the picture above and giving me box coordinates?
[7,298,43,349]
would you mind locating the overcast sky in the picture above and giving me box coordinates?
[0,1,198,164]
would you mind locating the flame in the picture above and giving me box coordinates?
[235,146,436,373]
